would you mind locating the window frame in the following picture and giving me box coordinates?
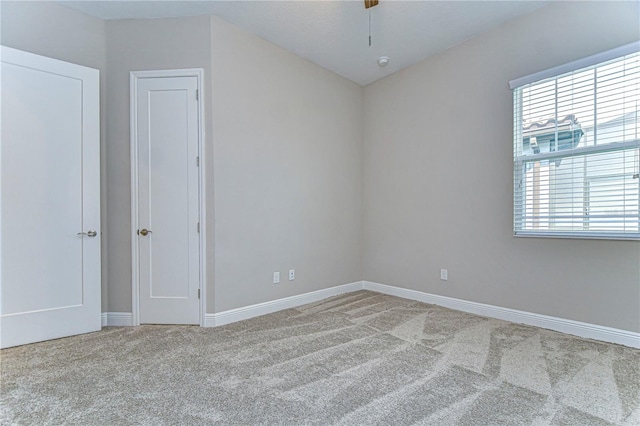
[511,43,640,241]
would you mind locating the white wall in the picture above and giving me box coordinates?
[362,1,640,332]
[1,1,109,311]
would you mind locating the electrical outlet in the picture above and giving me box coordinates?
[273,272,280,284]
[289,269,295,281]
[440,269,448,281]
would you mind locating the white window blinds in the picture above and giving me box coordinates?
[512,44,640,239]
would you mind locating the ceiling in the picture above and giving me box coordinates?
[58,1,549,86]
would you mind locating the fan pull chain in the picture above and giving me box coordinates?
[369,9,372,47]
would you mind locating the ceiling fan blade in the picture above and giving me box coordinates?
[364,0,379,9]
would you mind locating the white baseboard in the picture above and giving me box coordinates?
[205,281,364,327]
[101,312,134,327]
[101,281,639,348]
[363,281,640,349]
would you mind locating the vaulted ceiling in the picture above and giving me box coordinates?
[59,1,548,86]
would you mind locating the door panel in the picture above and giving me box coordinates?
[136,76,199,325]
[0,47,100,348]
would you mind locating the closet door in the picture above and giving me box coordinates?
[1,46,100,348]
[133,74,201,325]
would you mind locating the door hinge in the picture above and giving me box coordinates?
[197,222,200,233]
[196,156,200,167]
[196,89,199,101]
[198,289,201,299]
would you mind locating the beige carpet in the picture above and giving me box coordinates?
[1,290,639,425]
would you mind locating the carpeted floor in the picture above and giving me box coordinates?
[1,290,639,425]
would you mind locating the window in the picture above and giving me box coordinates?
[511,43,640,239]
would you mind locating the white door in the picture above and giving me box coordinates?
[134,74,200,325]
[0,47,101,348]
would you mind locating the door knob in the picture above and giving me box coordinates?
[77,230,97,237]
[138,229,152,236]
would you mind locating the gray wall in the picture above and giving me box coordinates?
[1,6,363,315]
[209,17,363,311]
[1,1,110,311]
[362,1,640,332]
[105,16,363,313]
[105,16,213,312]
[2,1,638,332]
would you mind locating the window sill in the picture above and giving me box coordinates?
[514,231,640,241]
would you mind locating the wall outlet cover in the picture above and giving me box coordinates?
[440,269,448,281]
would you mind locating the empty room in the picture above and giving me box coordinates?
[1,0,639,424]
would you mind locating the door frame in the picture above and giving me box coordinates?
[130,69,206,327]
